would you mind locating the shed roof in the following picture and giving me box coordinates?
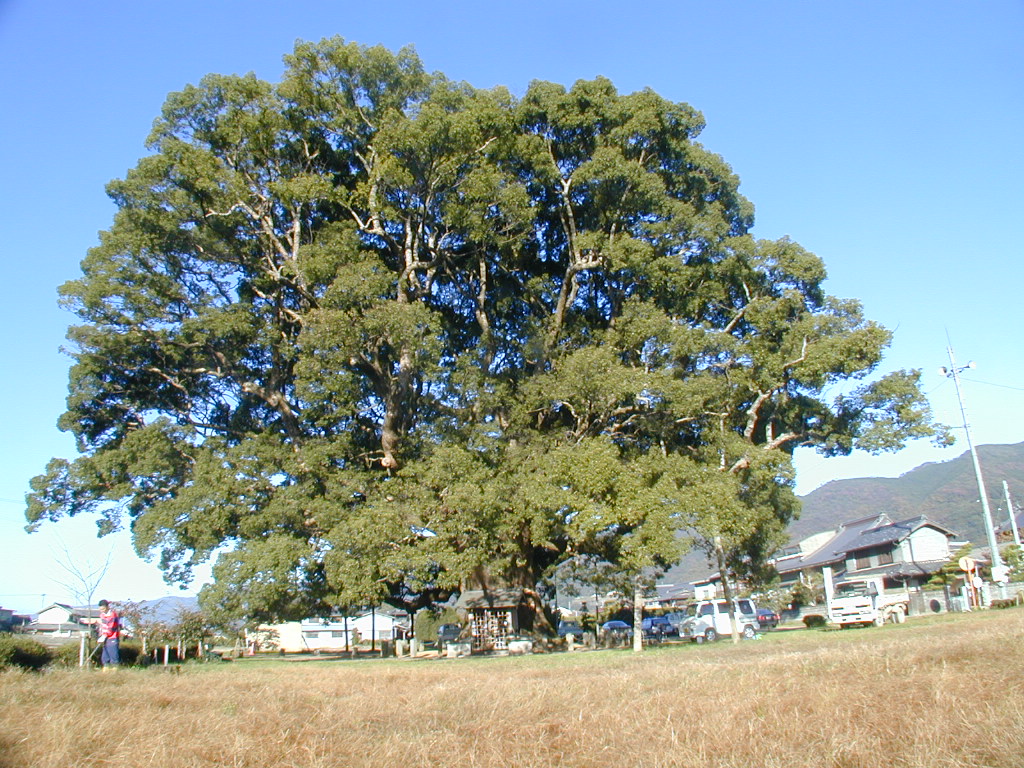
[455,588,524,610]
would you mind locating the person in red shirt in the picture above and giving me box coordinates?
[96,599,120,669]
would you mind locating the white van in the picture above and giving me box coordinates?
[677,598,760,642]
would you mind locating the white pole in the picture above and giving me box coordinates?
[1004,481,1022,549]
[944,347,1003,569]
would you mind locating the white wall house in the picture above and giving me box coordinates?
[259,610,409,653]
[27,603,100,637]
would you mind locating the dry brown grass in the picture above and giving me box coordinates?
[2,610,1023,767]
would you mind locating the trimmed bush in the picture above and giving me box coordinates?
[803,614,828,628]
[0,634,53,671]
[49,640,144,668]
[50,641,87,668]
[991,599,1021,610]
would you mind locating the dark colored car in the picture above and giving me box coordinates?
[599,620,633,638]
[436,623,463,649]
[557,621,584,640]
[641,616,676,637]
[756,607,780,629]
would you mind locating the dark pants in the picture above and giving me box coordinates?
[100,638,120,666]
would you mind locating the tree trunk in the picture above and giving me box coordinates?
[632,580,644,653]
[716,536,741,644]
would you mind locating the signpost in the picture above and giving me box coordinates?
[959,556,980,608]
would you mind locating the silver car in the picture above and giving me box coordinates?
[678,598,760,642]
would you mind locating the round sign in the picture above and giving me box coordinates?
[959,556,975,572]
[972,576,984,589]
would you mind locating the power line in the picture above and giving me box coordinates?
[960,377,1024,393]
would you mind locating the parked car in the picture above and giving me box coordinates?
[756,607,780,629]
[557,620,584,640]
[599,620,633,639]
[677,598,760,643]
[436,623,463,649]
[640,616,675,637]
[664,611,686,634]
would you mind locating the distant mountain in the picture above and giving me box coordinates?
[136,595,199,623]
[792,442,1024,547]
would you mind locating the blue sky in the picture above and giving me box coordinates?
[1,1,1022,615]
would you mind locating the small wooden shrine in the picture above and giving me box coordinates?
[454,588,525,652]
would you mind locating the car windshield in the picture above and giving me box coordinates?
[836,582,870,597]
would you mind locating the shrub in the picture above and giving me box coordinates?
[50,641,86,668]
[414,606,461,645]
[990,599,1021,610]
[49,640,144,668]
[0,634,53,671]
[803,614,827,628]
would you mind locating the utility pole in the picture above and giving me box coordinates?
[1004,481,1022,549]
[940,347,1003,571]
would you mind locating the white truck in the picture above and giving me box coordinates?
[826,576,909,628]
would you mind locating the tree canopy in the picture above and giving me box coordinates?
[27,38,946,628]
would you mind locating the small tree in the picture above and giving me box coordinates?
[173,607,209,660]
[1000,544,1022,583]
[790,572,824,608]
[50,538,112,612]
[927,544,974,590]
[118,600,164,655]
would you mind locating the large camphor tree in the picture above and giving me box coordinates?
[27,38,945,630]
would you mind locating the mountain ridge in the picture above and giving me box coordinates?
[793,442,1024,546]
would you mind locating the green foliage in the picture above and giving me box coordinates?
[27,37,946,628]
[927,544,974,589]
[990,598,1022,610]
[1002,544,1024,583]
[790,575,825,608]
[413,606,460,644]
[802,614,828,628]
[48,641,86,668]
[47,640,143,668]
[0,635,52,671]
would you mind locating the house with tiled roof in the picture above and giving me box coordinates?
[777,513,958,591]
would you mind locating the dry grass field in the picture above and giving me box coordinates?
[2,609,1022,768]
